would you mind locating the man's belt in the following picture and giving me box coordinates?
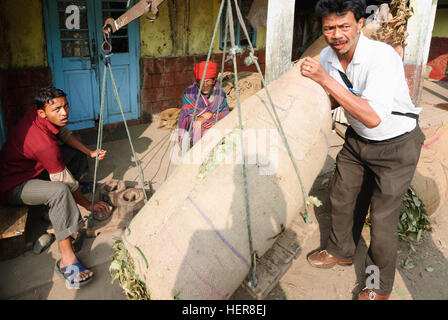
[351,126,413,144]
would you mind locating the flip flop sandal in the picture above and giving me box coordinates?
[33,233,55,255]
[71,230,85,253]
[55,259,94,289]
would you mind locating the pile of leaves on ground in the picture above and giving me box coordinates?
[366,187,432,243]
[110,239,151,300]
[397,187,432,242]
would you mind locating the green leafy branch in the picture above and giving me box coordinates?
[397,187,432,242]
[110,240,151,300]
[366,187,431,242]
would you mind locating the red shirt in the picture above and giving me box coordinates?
[0,108,65,204]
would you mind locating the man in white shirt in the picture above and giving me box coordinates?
[301,0,425,300]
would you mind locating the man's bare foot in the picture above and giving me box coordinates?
[59,257,94,282]
[58,237,93,283]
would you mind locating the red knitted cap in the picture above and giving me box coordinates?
[193,61,217,80]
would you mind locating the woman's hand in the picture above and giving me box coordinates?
[201,121,214,130]
[197,112,213,122]
[197,112,215,130]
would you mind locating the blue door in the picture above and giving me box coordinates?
[44,0,141,130]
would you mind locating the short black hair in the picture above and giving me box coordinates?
[315,0,367,22]
[35,86,67,110]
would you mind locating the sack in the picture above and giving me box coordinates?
[247,0,268,30]
[411,122,448,215]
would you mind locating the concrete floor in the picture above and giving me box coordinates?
[1,79,447,300]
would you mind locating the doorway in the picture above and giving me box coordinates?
[44,0,141,130]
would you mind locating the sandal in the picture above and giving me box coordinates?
[55,259,94,289]
[71,230,85,253]
[33,233,55,255]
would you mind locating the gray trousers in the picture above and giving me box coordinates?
[8,146,88,241]
[326,124,425,295]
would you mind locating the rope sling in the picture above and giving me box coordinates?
[90,0,312,289]
[87,38,148,230]
[182,0,313,288]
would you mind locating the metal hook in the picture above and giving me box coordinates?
[102,32,113,54]
[145,10,159,22]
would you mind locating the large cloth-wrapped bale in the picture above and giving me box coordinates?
[118,61,332,300]
[411,123,448,215]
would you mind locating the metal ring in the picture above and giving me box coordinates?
[102,33,113,53]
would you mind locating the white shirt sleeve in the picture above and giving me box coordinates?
[49,166,79,192]
[360,49,401,121]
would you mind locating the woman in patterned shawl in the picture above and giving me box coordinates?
[178,61,230,148]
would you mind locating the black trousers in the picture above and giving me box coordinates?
[326,124,425,295]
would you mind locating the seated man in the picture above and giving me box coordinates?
[0,87,110,288]
[178,61,230,147]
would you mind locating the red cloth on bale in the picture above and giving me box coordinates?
[193,61,217,80]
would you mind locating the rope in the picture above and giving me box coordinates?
[107,62,148,203]
[215,6,229,124]
[232,0,312,223]
[226,0,257,289]
[185,0,226,147]
[88,43,149,230]
[88,57,108,229]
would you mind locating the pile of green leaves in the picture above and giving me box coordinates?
[198,127,240,180]
[365,187,431,242]
[398,187,432,242]
[110,239,151,300]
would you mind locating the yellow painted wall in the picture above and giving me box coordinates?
[432,8,448,37]
[139,1,173,57]
[0,0,47,69]
[140,0,266,58]
[189,0,219,55]
[0,0,266,68]
[196,0,266,55]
